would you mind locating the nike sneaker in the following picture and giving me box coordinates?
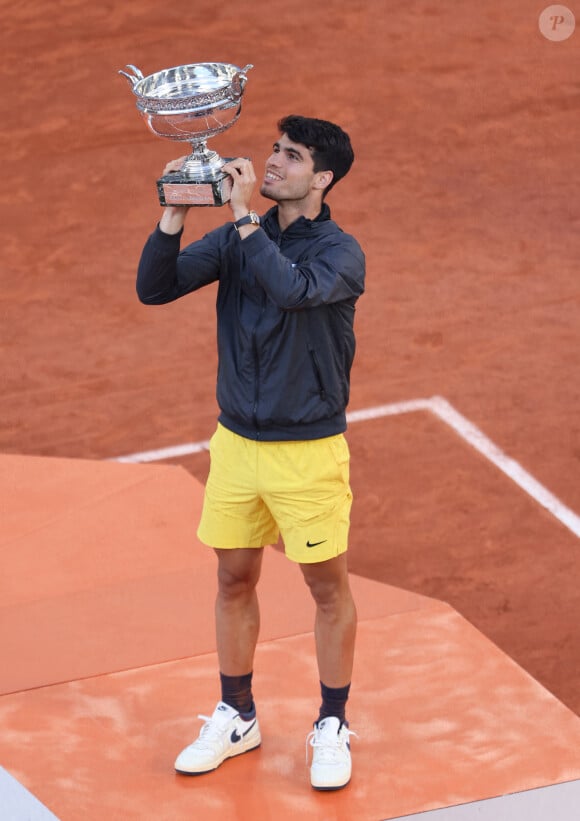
[174,701,261,775]
[307,716,356,790]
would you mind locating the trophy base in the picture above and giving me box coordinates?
[157,166,233,207]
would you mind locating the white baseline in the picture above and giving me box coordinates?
[113,395,580,541]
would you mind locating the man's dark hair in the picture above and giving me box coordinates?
[277,115,354,196]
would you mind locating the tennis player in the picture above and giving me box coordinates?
[136,115,365,790]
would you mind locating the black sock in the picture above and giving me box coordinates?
[318,681,351,725]
[219,671,255,718]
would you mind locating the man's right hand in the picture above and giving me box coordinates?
[159,156,190,235]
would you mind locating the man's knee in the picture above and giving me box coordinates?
[216,548,263,599]
[300,555,352,610]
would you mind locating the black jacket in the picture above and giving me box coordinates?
[136,204,365,440]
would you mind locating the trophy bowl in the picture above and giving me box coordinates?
[119,62,253,206]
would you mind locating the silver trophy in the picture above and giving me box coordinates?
[119,62,253,206]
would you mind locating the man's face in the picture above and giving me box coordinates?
[260,133,323,203]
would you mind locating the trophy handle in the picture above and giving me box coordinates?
[118,65,145,87]
[231,64,253,100]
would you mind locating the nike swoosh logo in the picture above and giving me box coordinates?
[306,540,327,548]
[243,720,257,736]
[231,719,256,743]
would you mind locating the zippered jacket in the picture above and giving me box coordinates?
[136,204,366,441]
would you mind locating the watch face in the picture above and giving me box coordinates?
[235,212,259,230]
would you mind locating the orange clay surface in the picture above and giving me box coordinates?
[2,0,580,814]
[1,456,580,819]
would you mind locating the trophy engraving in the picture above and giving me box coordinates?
[119,62,253,206]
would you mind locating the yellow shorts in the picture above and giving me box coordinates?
[197,424,352,564]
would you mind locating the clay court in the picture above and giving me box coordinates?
[2,0,580,818]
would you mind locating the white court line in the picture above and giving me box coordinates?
[427,396,580,539]
[115,439,212,463]
[112,398,431,464]
[113,396,580,540]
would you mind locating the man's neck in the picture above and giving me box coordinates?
[276,200,323,232]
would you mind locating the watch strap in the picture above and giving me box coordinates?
[234,211,260,231]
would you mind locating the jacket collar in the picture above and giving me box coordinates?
[262,203,332,238]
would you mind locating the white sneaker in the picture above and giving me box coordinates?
[307,716,356,790]
[174,701,261,775]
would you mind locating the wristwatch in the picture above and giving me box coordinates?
[233,211,260,231]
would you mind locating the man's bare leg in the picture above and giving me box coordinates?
[173,547,264,775]
[300,552,357,687]
[214,547,264,675]
[300,552,357,790]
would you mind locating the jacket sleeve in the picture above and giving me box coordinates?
[136,224,222,305]
[238,228,365,310]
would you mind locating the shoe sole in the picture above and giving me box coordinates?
[174,741,261,776]
[311,778,351,791]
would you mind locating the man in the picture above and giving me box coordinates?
[136,115,365,790]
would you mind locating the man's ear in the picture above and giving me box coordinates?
[314,170,334,191]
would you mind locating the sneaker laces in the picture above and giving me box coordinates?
[305,724,358,765]
[194,713,229,748]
